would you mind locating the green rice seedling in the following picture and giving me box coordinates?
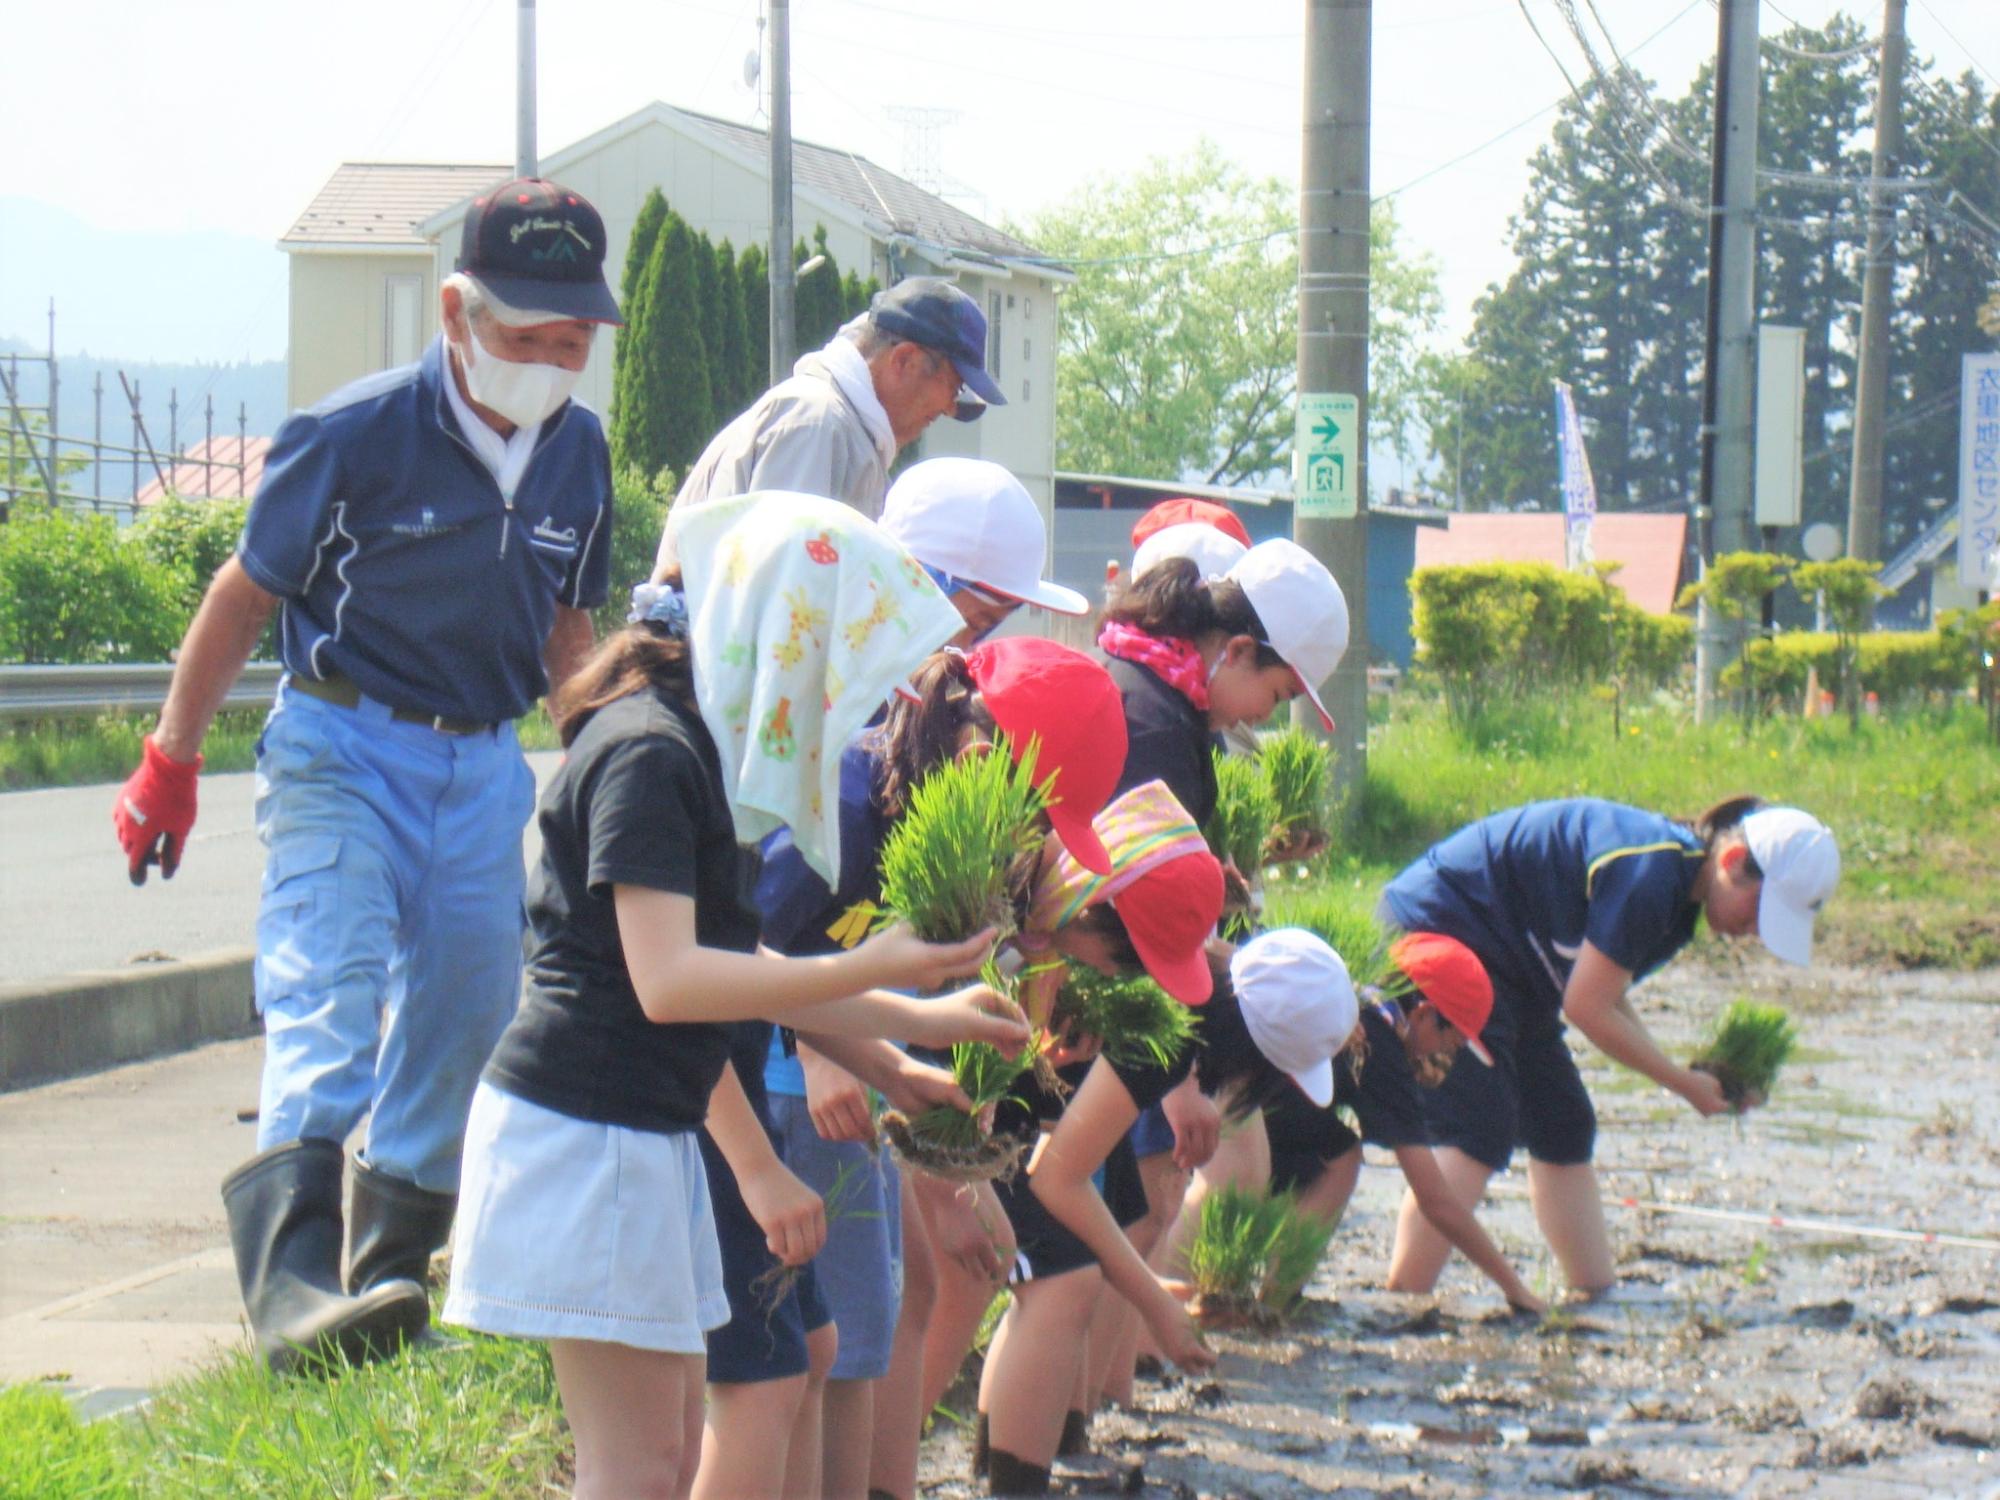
[1260,727,1333,853]
[1262,884,1408,996]
[1183,1185,1304,1331]
[1259,1201,1336,1313]
[881,960,1042,1182]
[876,734,1050,947]
[1690,999,1799,1109]
[1207,750,1278,876]
[1049,965,1199,1071]
[754,1155,884,1312]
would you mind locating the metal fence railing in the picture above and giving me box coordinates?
[0,662,283,722]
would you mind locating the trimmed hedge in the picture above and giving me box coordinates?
[1409,561,1691,721]
[1734,629,1977,710]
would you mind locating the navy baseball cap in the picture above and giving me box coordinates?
[868,277,1006,417]
[456,178,624,326]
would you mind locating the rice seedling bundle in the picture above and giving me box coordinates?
[1689,999,1798,1109]
[1261,884,1408,996]
[1182,1185,1331,1330]
[1049,965,1199,1071]
[874,743,1052,1178]
[876,734,1050,946]
[1260,727,1333,847]
[1206,750,1277,876]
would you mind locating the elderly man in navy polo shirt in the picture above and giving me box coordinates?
[112,178,620,1373]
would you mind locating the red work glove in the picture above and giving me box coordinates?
[113,735,202,885]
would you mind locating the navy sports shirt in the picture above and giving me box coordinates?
[1380,798,1705,1020]
[238,336,613,724]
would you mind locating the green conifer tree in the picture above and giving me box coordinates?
[619,212,715,479]
[692,228,730,423]
[610,189,671,462]
[739,242,771,389]
[713,238,754,421]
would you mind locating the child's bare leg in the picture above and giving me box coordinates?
[1527,1159,1613,1292]
[692,1375,806,1500]
[869,1176,934,1500]
[916,1177,1014,1417]
[1293,1145,1361,1227]
[790,1320,837,1499]
[1386,1146,1493,1292]
[551,1339,702,1500]
[978,1266,1102,1473]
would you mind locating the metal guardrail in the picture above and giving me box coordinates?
[0,662,284,721]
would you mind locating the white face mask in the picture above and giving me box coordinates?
[456,320,581,428]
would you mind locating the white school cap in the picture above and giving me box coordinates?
[1132,521,1249,582]
[1742,807,1839,966]
[1224,539,1349,732]
[1230,927,1359,1108]
[881,458,1089,615]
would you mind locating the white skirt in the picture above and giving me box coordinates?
[442,1082,730,1353]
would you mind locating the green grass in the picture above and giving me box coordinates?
[1357,691,2000,971]
[0,708,561,791]
[1261,882,1407,994]
[0,1320,571,1498]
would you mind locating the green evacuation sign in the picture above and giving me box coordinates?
[1295,392,1359,519]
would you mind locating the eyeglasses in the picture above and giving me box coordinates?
[920,563,1020,610]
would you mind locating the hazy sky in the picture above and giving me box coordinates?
[3,0,1993,366]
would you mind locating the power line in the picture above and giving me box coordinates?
[1909,0,1998,91]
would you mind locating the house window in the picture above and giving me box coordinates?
[384,275,424,368]
[987,291,1003,381]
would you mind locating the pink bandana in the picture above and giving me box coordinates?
[1097,622,1209,712]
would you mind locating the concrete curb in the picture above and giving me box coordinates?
[0,948,257,1092]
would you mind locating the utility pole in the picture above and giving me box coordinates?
[1845,0,1905,575]
[768,0,798,382]
[1693,0,1762,722]
[1295,0,1371,806]
[515,0,537,177]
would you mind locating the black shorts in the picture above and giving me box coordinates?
[1417,999,1596,1172]
[1264,1085,1362,1195]
[699,1127,832,1384]
[995,1137,1148,1283]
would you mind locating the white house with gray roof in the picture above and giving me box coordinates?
[279,100,1069,508]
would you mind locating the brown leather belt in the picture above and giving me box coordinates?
[287,673,497,736]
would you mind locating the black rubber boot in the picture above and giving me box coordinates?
[986,1448,1052,1496]
[971,1409,991,1479]
[346,1158,456,1295]
[1056,1406,1092,1457]
[222,1139,430,1376]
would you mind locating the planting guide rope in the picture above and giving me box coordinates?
[1478,1180,2000,1254]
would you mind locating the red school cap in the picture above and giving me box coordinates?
[1129,498,1252,550]
[1389,932,1495,1065]
[1111,846,1225,1005]
[964,637,1127,876]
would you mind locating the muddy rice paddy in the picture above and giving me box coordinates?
[916,959,2000,1497]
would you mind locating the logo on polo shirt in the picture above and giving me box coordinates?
[392,506,460,539]
[531,518,579,549]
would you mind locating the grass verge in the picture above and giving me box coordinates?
[1,1321,570,1499]
[0,708,562,791]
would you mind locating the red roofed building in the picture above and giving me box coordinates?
[134,436,272,507]
[1413,512,1689,615]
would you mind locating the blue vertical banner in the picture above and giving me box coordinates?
[1554,379,1597,571]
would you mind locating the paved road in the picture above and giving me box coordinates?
[0,754,563,986]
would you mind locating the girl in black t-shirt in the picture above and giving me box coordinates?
[977,929,1361,1496]
[1165,931,1546,1317]
[444,498,1031,1500]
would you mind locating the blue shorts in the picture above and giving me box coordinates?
[1126,1101,1176,1161]
[768,1095,903,1381]
[700,1124,832,1384]
[1418,999,1596,1172]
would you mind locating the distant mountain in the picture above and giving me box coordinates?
[1,338,285,504]
[2,196,287,366]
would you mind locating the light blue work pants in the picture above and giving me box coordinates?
[251,682,535,1192]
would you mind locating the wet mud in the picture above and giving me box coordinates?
[916,961,2000,1497]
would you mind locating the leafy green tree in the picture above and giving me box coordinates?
[1677,551,1793,720]
[1793,557,1891,726]
[129,495,250,616]
[593,464,679,636]
[0,504,185,662]
[1018,142,1441,488]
